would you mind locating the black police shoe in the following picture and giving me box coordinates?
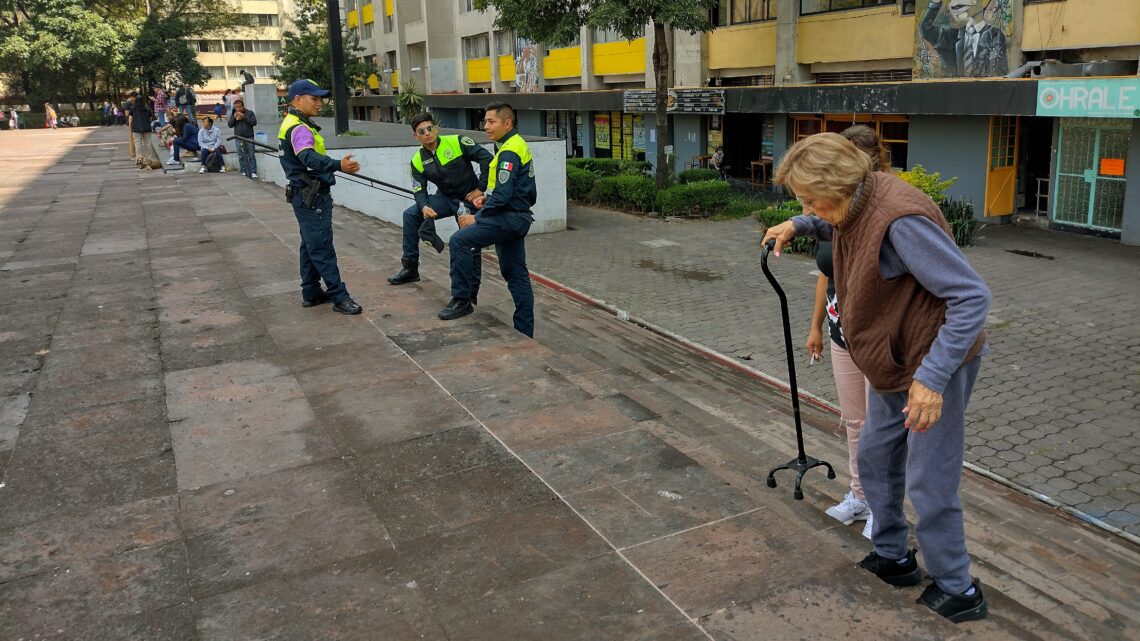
[917,579,988,623]
[859,549,923,587]
[332,297,363,315]
[387,258,420,285]
[302,292,330,307]
[437,297,474,321]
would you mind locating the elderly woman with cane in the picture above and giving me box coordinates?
[762,132,991,623]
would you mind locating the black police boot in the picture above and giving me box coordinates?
[859,549,923,587]
[387,258,420,285]
[332,297,363,315]
[302,291,330,308]
[437,297,474,321]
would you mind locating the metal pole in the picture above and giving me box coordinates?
[325,0,349,135]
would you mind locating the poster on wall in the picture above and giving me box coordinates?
[515,38,540,92]
[594,114,610,149]
[915,0,1012,79]
[707,130,722,156]
[621,115,634,160]
[632,117,646,152]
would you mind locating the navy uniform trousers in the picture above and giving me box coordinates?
[448,211,534,337]
[401,192,481,286]
[293,190,349,303]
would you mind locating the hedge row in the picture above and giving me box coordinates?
[566,157,651,177]
[677,168,719,184]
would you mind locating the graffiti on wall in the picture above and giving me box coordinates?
[915,0,1013,79]
[515,38,540,93]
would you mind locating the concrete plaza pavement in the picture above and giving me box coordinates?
[527,204,1140,540]
[1,126,1138,640]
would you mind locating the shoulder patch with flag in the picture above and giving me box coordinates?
[460,136,475,146]
[499,161,513,171]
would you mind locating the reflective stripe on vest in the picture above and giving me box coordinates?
[487,133,532,193]
[278,113,326,155]
[411,135,464,172]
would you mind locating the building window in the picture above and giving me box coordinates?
[361,22,373,39]
[205,66,225,80]
[383,13,393,32]
[801,0,892,15]
[248,13,279,27]
[591,27,642,43]
[732,0,775,24]
[462,34,490,60]
[462,0,474,11]
[196,40,222,53]
[252,66,279,78]
[901,0,916,14]
[494,30,514,56]
[383,50,397,71]
[225,40,281,53]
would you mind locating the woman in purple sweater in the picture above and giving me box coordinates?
[763,133,991,624]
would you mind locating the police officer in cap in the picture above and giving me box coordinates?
[388,112,493,293]
[278,79,363,315]
[439,102,536,337]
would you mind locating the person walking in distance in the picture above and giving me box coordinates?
[439,103,536,337]
[278,79,363,315]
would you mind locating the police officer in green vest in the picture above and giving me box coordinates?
[439,102,536,337]
[278,79,363,315]
[387,112,493,288]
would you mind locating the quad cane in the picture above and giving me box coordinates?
[762,239,836,500]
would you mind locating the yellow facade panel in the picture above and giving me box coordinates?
[1023,0,1140,50]
[347,9,358,27]
[367,73,380,89]
[391,69,399,88]
[797,6,912,64]
[467,57,491,84]
[592,38,646,76]
[498,55,514,82]
[709,23,777,70]
[362,3,373,24]
[384,0,393,16]
[543,45,581,79]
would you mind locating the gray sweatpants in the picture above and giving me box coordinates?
[858,357,982,594]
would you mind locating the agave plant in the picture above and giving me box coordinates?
[395,79,425,125]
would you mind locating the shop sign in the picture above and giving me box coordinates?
[1037,78,1140,119]
[623,88,725,115]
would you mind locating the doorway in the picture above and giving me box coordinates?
[1053,118,1130,232]
[985,116,1019,217]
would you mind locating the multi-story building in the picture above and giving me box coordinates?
[349,0,1140,245]
[194,0,292,95]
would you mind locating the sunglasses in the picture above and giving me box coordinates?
[416,125,435,135]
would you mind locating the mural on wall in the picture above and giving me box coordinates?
[915,0,1013,78]
[515,38,541,93]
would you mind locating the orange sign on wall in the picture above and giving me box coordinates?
[1100,158,1126,177]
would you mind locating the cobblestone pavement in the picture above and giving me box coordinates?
[527,205,1140,538]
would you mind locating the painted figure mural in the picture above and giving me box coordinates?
[915,0,1013,78]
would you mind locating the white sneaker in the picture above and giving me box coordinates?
[165,159,180,165]
[861,514,874,540]
[198,167,206,174]
[250,173,258,179]
[825,491,871,525]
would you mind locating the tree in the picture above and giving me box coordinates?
[474,0,716,189]
[0,0,125,104]
[275,0,369,90]
[124,0,246,91]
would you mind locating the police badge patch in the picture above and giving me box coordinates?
[460,136,476,146]
[498,169,511,184]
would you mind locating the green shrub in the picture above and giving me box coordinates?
[678,168,719,184]
[714,196,766,221]
[589,174,656,212]
[898,164,957,204]
[756,199,816,255]
[657,180,733,218]
[567,157,651,177]
[941,197,977,247]
[566,166,597,201]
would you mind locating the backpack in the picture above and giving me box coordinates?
[203,150,223,173]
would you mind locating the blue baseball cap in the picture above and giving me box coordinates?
[286,79,331,101]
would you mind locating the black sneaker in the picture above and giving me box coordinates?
[387,259,420,285]
[859,549,923,587]
[332,297,362,315]
[302,292,330,307]
[437,297,474,321]
[917,580,988,623]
